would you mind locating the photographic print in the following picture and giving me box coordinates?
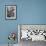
[18,24,46,41]
[5,5,16,20]
[18,24,46,46]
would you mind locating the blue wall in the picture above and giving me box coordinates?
[0,0,46,44]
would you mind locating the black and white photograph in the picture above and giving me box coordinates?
[5,5,16,20]
[18,25,46,46]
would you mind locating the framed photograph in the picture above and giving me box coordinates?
[5,5,16,20]
[18,24,46,42]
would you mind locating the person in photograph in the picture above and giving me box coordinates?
[7,6,15,17]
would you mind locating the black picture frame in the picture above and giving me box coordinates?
[5,5,16,20]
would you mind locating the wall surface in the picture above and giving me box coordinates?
[0,0,46,44]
